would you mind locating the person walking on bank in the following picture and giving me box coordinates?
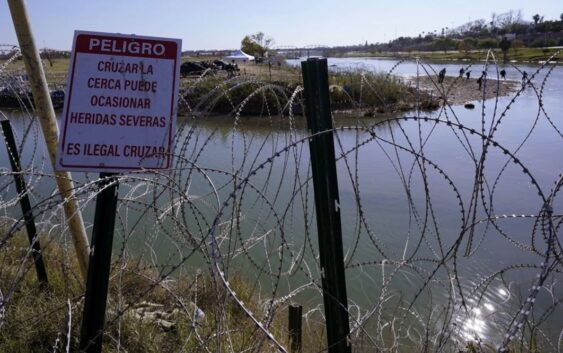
[466,71,471,80]
[438,68,446,83]
[522,71,528,88]
[500,69,506,80]
[459,67,465,78]
[477,72,487,90]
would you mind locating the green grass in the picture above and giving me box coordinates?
[328,70,438,113]
[338,47,562,63]
[0,57,70,86]
[179,70,438,116]
[180,74,299,115]
[0,230,296,353]
[0,227,330,352]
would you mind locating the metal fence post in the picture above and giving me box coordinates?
[1,117,48,286]
[288,304,303,353]
[301,58,351,353]
[79,173,119,353]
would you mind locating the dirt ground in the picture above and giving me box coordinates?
[405,75,520,105]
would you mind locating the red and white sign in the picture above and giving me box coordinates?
[56,31,181,172]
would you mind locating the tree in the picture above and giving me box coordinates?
[435,38,456,53]
[490,12,497,34]
[478,38,498,49]
[511,39,525,54]
[240,32,275,57]
[532,14,541,26]
[458,38,475,53]
[499,37,511,62]
[510,23,528,35]
[241,36,263,57]
[496,10,519,29]
[40,48,54,67]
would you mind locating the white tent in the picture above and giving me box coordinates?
[224,50,255,62]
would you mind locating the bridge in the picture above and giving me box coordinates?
[273,44,331,59]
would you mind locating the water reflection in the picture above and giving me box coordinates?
[461,311,487,341]
[450,281,522,346]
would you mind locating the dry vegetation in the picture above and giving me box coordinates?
[0,225,329,353]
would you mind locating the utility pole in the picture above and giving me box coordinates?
[7,0,90,280]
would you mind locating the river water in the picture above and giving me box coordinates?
[1,57,561,349]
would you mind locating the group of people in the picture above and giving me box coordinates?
[459,68,469,79]
[438,67,530,90]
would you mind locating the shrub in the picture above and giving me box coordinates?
[329,71,407,109]
[511,39,525,53]
[529,38,558,48]
[478,38,498,49]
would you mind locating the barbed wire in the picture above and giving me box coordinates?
[0,48,561,352]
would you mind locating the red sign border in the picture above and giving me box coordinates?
[57,30,181,172]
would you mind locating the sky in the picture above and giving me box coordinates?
[1,0,561,51]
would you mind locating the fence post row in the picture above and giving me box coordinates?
[1,118,48,286]
[301,58,352,353]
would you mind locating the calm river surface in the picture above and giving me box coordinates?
[2,57,562,346]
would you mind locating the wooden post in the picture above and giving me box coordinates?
[1,117,48,286]
[288,305,303,353]
[301,58,351,353]
[79,173,119,353]
[7,0,90,280]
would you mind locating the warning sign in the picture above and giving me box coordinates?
[56,31,181,172]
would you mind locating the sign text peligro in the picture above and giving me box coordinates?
[56,31,181,172]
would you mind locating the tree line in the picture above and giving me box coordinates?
[370,11,563,53]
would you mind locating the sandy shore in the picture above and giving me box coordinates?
[405,76,520,106]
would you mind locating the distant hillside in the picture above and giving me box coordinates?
[371,10,563,53]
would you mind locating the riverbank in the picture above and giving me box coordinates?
[333,47,561,64]
[181,69,440,116]
[404,76,520,105]
[1,55,520,114]
[1,57,440,114]
[0,228,326,353]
